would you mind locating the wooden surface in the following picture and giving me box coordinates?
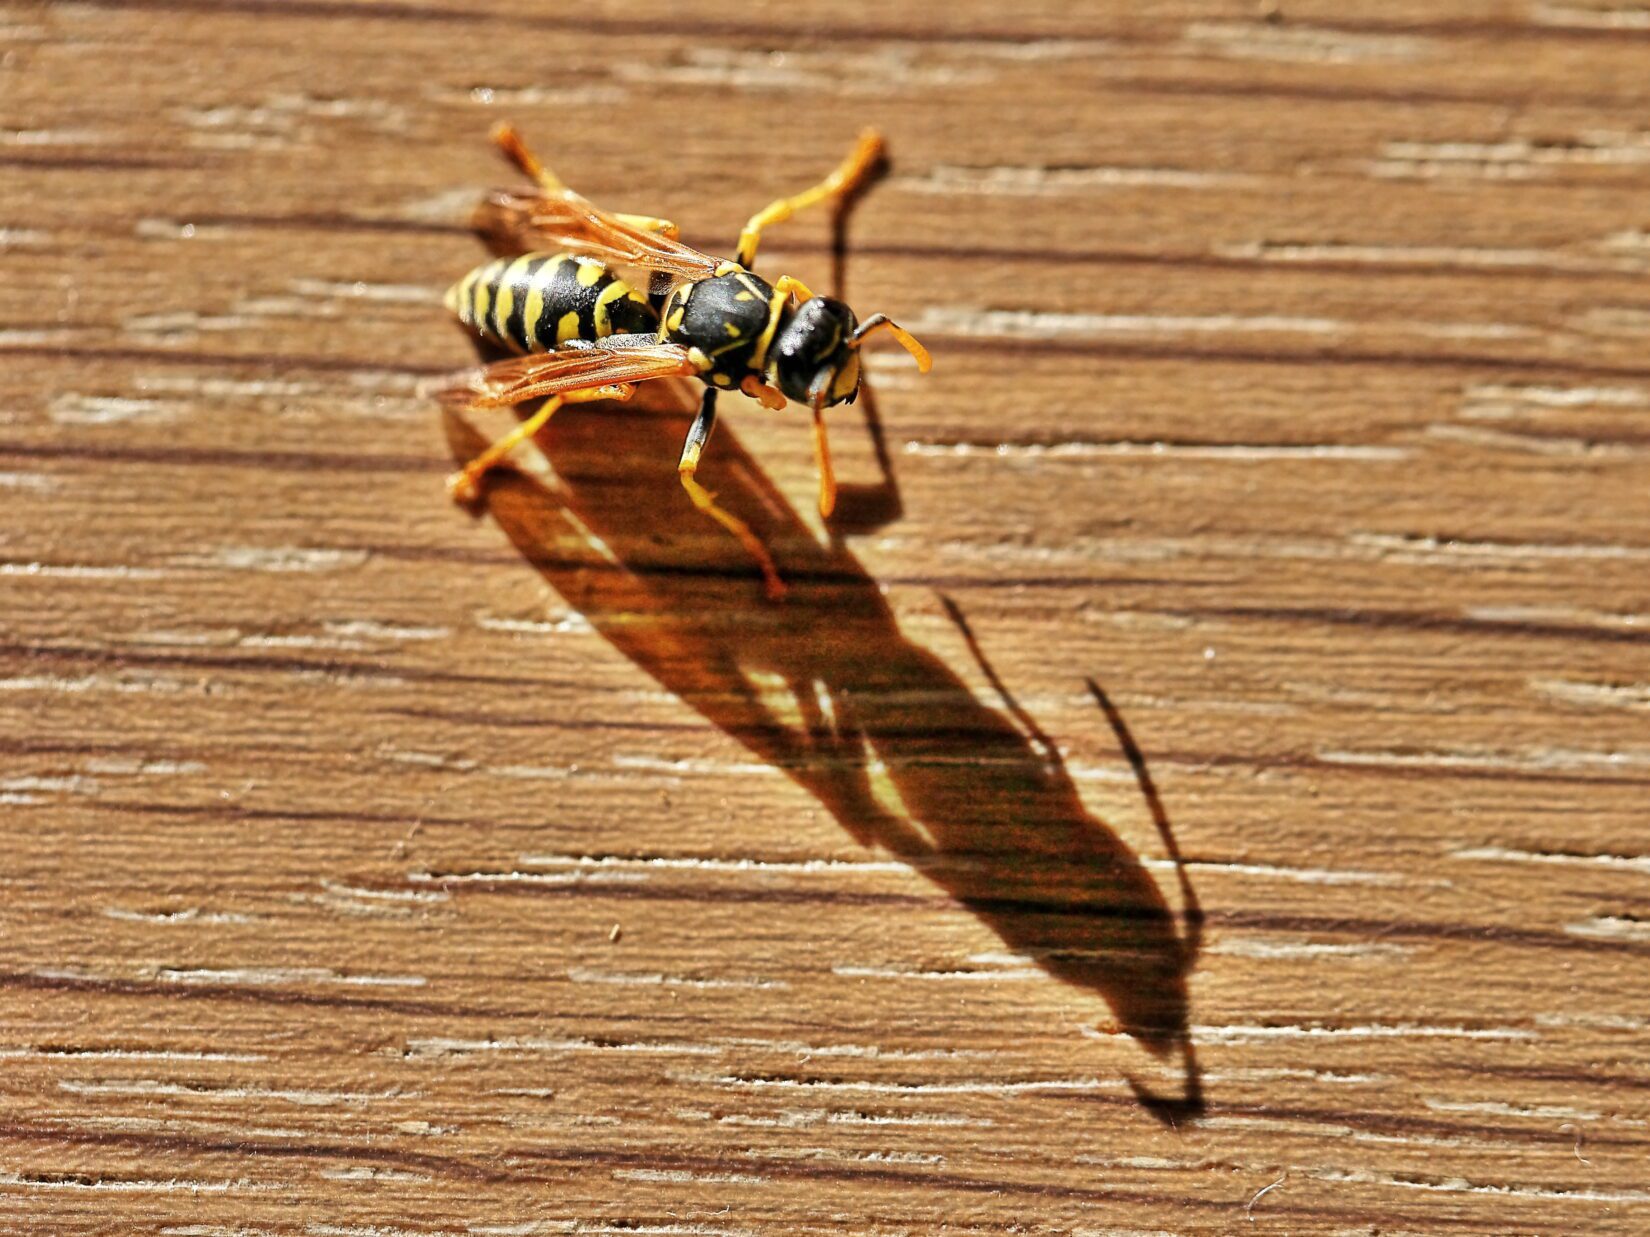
[4,1,1650,1231]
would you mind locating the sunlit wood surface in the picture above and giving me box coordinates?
[4,1,1649,1231]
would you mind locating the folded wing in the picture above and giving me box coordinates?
[434,338,703,413]
[473,190,725,283]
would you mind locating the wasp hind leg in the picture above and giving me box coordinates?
[491,122,682,236]
[614,213,680,239]
[447,383,635,502]
[491,121,567,193]
[735,130,885,270]
[678,388,786,600]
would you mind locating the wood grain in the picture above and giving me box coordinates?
[4,1,1649,1231]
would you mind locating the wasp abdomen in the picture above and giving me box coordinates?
[446,252,657,354]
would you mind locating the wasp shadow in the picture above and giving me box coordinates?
[443,381,1204,1119]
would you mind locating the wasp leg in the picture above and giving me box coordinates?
[614,213,680,239]
[739,375,787,411]
[491,121,566,193]
[811,404,837,519]
[678,388,786,600]
[448,383,634,502]
[734,129,885,270]
[493,123,683,238]
[775,274,815,303]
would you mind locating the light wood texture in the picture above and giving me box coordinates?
[4,1,1649,1231]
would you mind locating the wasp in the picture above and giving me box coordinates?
[438,123,931,599]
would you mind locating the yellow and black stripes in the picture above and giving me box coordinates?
[445,252,656,354]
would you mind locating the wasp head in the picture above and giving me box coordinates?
[769,296,862,408]
[767,296,932,410]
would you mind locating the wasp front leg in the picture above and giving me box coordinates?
[810,404,837,520]
[774,274,815,303]
[678,388,786,600]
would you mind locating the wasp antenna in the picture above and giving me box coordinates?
[851,314,932,373]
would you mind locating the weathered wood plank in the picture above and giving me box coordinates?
[3,1,1648,1231]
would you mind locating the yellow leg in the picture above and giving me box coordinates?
[775,274,815,303]
[491,124,681,238]
[678,389,786,600]
[740,375,787,411]
[811,404,837,519]
[491,122,564,193]
[735,129,885,269]
[448,384,632,502]
[615,213,680,239]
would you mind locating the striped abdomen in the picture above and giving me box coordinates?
[445,252,657,354]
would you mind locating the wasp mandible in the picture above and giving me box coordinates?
[438,123,932,600]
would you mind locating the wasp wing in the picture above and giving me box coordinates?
[472,190,724,282]
[435,338,702,413]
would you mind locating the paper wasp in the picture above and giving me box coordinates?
[438,123,932,599]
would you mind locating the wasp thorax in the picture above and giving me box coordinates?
[770,296,861,407]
